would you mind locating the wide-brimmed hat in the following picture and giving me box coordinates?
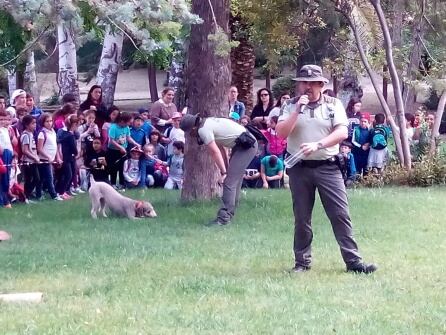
[10,89,26,106]
[293,65,329,83]
[180,114,200,132]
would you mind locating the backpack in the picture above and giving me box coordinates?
[245,124,268,143]
[371,125,388,150]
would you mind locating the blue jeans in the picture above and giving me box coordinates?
[0,149,13,206]
[38,163,58,198]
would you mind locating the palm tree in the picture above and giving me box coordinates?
[230,13,254,113]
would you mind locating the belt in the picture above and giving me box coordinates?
[296,156,337,168]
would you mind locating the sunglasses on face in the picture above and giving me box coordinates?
[261,93,269,97]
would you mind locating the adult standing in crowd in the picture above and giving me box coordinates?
[346,97,362,140]
[228,86,245,119]
[251,88,274,129]
[79,85,108,129]
[151,87,178,133]
[268,93,291,120]
[180,114,257,226]
[276,64,376,274]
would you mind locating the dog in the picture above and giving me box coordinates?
[89,176,157,219]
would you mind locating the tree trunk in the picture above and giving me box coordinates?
[265,68,271,90]
[57,21,80,105]
[24,51,39,104]
[230,18,255,113]
[7,69,17,99]
[148,62,159,103]
[382,65,388,102]
[169,49,186,109]
[182,0,231,201]
[346,13,405,164]
[337,30,362,108]
[371,0,411,169]
[96,26,123,109]
[429,90,446,155]
[402,0,426,113]
[333,75,338,96]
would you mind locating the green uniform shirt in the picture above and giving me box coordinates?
[198,117,246,148]
[278,94,348,160]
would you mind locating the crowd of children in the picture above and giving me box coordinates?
[0,87,185,209]
[1,85,434,208]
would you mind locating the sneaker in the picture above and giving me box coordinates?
[37,196,45,201]
[53,195,64,201]
[10,197,17,204]
[346,262,377,274]
[290,265,311,273]
[61,193,72,200]
[74,187,85,194]
[69,187,78,195]
[207,218,231,226]
[26,199,36,204]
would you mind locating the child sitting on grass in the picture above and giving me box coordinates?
[140,143,168,188]
[340,141,357,188]
[123,146,144,189]
[260,155,283,189]
[164,141,184,190]
[85,137,108,184]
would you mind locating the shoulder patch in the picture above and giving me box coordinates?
[322,94,337,105]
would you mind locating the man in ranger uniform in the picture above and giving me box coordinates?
[276,65,377,274]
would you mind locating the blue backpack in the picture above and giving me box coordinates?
[371,125,388,150]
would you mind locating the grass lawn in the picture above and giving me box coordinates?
[1,187,445,334]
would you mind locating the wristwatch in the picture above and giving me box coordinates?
[317,142,324,150]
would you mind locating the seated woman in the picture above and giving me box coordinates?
[260,155,283,189]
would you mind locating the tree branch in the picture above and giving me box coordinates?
[0,25,50,67]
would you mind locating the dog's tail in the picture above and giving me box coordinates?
[90,174,96,185]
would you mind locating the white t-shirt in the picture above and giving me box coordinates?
[164,126,185,156]
[0,127,13,152]
[20,130,37,163]
[38,128,58,161]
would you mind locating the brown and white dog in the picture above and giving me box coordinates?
[89,176,157,219]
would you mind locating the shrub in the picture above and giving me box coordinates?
[358,156,446,188]
[271,76,295,99]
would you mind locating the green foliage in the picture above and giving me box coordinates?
[232,0,323,73]
[208,27,239,58]
[359,156,446,188]
[271,76,295,99]
[0,10,29,70]
[408,156,446,187]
